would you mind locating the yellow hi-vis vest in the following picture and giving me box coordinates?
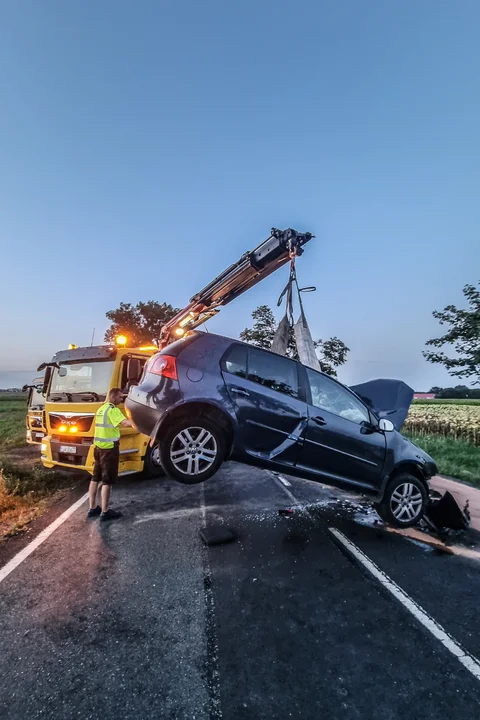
[94,402,120,449]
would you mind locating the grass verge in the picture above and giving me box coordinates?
[0,393,85,540]
[413,399,480,405]
[0,454,80,539]
[405,433,480,487]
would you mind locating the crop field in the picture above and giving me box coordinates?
[404,402,480,446]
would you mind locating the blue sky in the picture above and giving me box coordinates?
[0,1,478,390]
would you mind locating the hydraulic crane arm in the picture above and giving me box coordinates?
[159,227,314,348]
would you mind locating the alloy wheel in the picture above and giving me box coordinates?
[170,427,218,476]
[390,482,424,522]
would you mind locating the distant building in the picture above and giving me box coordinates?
[414,392,435,400]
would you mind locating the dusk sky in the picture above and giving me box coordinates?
[1,1,478,390]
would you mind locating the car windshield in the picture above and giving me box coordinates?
[48,361,114,402]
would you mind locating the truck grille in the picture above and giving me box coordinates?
[49,413,94,432]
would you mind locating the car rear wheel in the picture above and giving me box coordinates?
[160,417,226,484]
[142,444,166,478]
[375,473,427,528]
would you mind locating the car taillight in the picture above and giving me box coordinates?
[148,354,178,380]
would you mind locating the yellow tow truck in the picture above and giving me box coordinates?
[23,376,46,445]
[38,338,163,477]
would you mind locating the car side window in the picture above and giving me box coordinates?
[306,369,369,425]
[248,348,298,398]
[223,344,247,378]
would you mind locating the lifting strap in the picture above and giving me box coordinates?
[270,257,321,371]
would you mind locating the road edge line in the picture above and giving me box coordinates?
[329,527,480,682]
[0,492,89,585]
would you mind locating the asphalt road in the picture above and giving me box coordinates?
[0,462,479,719]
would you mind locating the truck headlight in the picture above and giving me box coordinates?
[41,443,47,452]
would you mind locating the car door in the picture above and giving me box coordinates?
[221,344,308,469]
[297,367,386,491]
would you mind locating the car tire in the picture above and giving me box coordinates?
[142,444,166,478]
[159,417,226,484]
[375,473,427,528]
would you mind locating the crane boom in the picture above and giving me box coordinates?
[159,227,314,348]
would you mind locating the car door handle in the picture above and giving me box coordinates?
[231,387,250,397]
[312,415,326,426]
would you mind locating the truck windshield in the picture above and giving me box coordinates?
[48,361,114,402]
[29,387,45,410]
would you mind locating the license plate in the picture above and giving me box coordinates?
[35,433,44,439]
[59,445,77,454]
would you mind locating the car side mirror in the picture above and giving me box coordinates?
[379,418,395,432]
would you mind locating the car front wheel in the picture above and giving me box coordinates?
[159,417,226,484]
[375,473,427,528]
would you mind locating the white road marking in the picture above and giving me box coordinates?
[276,473,291,487]
[0,493,89,585]
[329,527,480,682]
[269,471,299,506]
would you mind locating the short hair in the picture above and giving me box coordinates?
[108,388,124,404]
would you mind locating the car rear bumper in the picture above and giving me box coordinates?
[125,397,161,438]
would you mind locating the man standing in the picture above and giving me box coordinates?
[88,388,133,521]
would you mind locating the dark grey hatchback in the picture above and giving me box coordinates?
[126,331,437,528]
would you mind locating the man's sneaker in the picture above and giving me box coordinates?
[87,506,102,518]
[100,509,122,522]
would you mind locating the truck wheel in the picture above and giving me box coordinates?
[160,417,225,484]
[142,444,166,478]
[375,473,427,528]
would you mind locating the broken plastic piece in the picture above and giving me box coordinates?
[199,525,237,546]
[425,491,470,532]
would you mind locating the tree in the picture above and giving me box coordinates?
[423,281,480,386]
[240,304,349,376]
[104,300,180,347]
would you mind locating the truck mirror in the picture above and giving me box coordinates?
[127,358,142,382]
[43,366,52,395]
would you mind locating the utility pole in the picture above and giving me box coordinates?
[90,328,95,346]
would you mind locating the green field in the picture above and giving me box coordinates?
[0,392,28,450]
[404,433,480,487]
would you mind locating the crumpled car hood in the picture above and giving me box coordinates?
[349,379,414,431]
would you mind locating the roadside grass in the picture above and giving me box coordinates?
[404,433,480,487]
[0,392,28,450]
[0,392,81,539]
[413,398,480,405]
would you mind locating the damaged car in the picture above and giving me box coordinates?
[126,332,438,528]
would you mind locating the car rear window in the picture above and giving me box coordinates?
[247,347,298,398]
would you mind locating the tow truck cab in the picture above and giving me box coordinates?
[39,343,162,477]
[23,377,46,445]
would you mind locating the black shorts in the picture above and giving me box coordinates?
[92,444,120,485]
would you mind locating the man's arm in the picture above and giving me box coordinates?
[109,406,133,429]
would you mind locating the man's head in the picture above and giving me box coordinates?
[108,388,125,406]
